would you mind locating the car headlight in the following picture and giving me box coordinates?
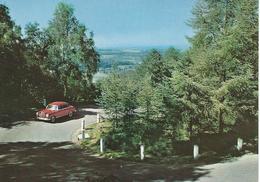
[36,112,39,116]
[46,114,49,118]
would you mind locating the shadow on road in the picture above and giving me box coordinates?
[0,109,34,129]
[0,107,98,128]
[0,142,210,182]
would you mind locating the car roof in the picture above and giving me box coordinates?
[49,101,68,106]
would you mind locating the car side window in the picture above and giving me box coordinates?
[58,105,63,110]
[51,105,58,110]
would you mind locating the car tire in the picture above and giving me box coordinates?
[51,116,56,123]
[68,112,73,118]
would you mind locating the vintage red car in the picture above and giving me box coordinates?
[36,101,76,122]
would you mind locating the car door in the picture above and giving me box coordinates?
[61,104,69,117]
[62,103,70,116]
[56,104,65,118]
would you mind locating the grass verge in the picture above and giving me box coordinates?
[80,121,257,166]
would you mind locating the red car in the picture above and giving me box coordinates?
[36,101,76,122]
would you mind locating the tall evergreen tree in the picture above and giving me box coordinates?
[189,0,258,134]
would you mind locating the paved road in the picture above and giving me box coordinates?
[0,142,257,182]
[193,154,258,182]
[0,107,258,181]
[0,107,101,143]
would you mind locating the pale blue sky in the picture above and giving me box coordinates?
[1,0,196,49]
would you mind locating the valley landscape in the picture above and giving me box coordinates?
[94,47,168,82]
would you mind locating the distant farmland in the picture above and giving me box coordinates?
[93,48,149,82]
[93,47,169,82]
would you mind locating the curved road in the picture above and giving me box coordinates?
[194,154,258,182]
[0,107,100,143]
[0,107,258,181]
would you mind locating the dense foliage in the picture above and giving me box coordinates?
[0,0,258,155]
[99,0,258,154]
[0,2,99,113]
[0,4,27,112]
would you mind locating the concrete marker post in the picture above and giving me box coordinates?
[237,138,243,151]
[43,99,47,106]
[100,138,104,153]
[97,113,101,123]
[193,145,199,159]
[140,144,144,160]
[81,120,85,140]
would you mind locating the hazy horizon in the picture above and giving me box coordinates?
[96,44,189,50]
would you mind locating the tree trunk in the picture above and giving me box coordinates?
[189,119,193,140]
[218,108,224,134]
[63,78,67,98]
[218,93,225,134]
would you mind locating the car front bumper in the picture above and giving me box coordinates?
[37,117,51,121]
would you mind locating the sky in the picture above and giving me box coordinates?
[0,0,196,49]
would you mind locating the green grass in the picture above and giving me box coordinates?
[81,121,111,153]
[80,121,255,167]
[81,121,196,164]
[80,121,140,160]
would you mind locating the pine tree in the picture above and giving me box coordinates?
[189,0,258,134]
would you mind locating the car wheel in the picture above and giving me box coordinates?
[68,112,73,118]
[51,116,56,123]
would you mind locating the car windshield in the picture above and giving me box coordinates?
[46,104,58,111]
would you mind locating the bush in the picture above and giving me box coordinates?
[146,137,172,157]
[105,128,140,152]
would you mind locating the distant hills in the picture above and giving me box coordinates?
[97,47,173,70]
[97,48,148,71]
[93,46,181,82]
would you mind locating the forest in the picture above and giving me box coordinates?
[0,0,258,155]
[0,2,99,114]
[97,0,258,154]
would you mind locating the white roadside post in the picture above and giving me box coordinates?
[237,138,243,151]
[193,145,199,159]
[97,113,100,123]
[100,138,104,153]
[140,144,145,160]
[81,120,85,140]
[43,99,47,106]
